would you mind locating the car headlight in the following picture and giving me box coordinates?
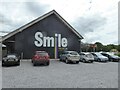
[3,59,7,61]
[68,55,70,57]
[15,58,19,61]
[3,57,5,59]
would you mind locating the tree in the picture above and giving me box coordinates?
[102,45,109,52]
[94,42,103,52]
[117,45,120,52]
[81,42,120,52]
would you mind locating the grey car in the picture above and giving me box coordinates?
[101,52,120,62]
[91,52,109,62]
[60,51,80,64]
[79,52,94,63]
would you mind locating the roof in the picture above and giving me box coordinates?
[0,43,6,47]
[2,10,83,42]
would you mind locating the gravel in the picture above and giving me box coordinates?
[2,60,118,88]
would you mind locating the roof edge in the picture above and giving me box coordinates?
[2,10,83,41]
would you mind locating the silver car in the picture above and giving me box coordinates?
[79,52,94,63]
[60,51,80,64]
[91,52,109,62]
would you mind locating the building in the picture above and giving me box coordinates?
[2,10,83,59]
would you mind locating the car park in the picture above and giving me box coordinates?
[59,51,80,64]
[101,52,120,62]
[32,51,50,66]
[91,52,109,62]
[2,59,118,88]
[79,52,94,63]
[2,54,20,66]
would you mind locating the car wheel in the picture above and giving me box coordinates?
[33,63,36,66]
[33,62,36,66]
[48,62,50,65]
[46,61,49,66]
[83,59,86,63]
[91,61,93,63]
[65,58,69,64]
[17,62,20,66]
[98,59,101,62]
[17,61,20,65]
[59,58,62,61]
[2,61,4,66]
[2,63,5,67]
[76,61,79,64]
[111,59,113,62]
[31,60,33,63]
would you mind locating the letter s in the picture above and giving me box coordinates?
[34,32,43,47]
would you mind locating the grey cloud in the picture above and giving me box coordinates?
[0,2,22,27]
[0,2,50,33]
[0,12,26,33]
[25,2,50,17]
[0,12,23,28]
[0,13,11,25]
[72,14,107,35]
[0,13,4,23]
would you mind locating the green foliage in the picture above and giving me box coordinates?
[117,45,120,52]
[94,42,119,52]
[117,52,120,57]
[95,42,103,52]
[81,42,120,52]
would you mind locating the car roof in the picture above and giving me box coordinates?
[7,53,17,55]
[100,52,113,55]
[65,51,77,53]
[94,52,102,54]
[91,52,100,53]
[80,52,92,54]
[36,51,47,53]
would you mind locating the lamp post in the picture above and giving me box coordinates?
[0,36,2,61]
[54,34,58,59]
[78,39,81,53]
[0,36,1,90]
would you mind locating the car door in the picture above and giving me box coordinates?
[80,53,85,60]
[63,52,68,60]
[92,53,98,61]
[60,52,64,60]
[61,52,66,60]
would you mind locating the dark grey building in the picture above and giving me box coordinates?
[2,10,83,59]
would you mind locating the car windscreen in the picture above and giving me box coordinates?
[109,54,119,58]
[37,52,48,56]
[70,52,78,55]
[86,54,93,58]
[80,53,85,55]
[64,52,69,54]
[7,55,16,58]
[95,53,103,56]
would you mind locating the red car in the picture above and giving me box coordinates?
[32,51,50,66]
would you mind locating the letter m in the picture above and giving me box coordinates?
[43,37,54,47]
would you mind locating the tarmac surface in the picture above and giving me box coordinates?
[2,60,118,88]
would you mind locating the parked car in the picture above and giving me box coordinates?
[2,54,20,66]
[32,51,50,66]
[79,52,94,63]
[60,51,80,64]
[101,52,120,62]
[91,52,109,62]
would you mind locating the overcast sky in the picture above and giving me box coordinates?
[0,0,119,45]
